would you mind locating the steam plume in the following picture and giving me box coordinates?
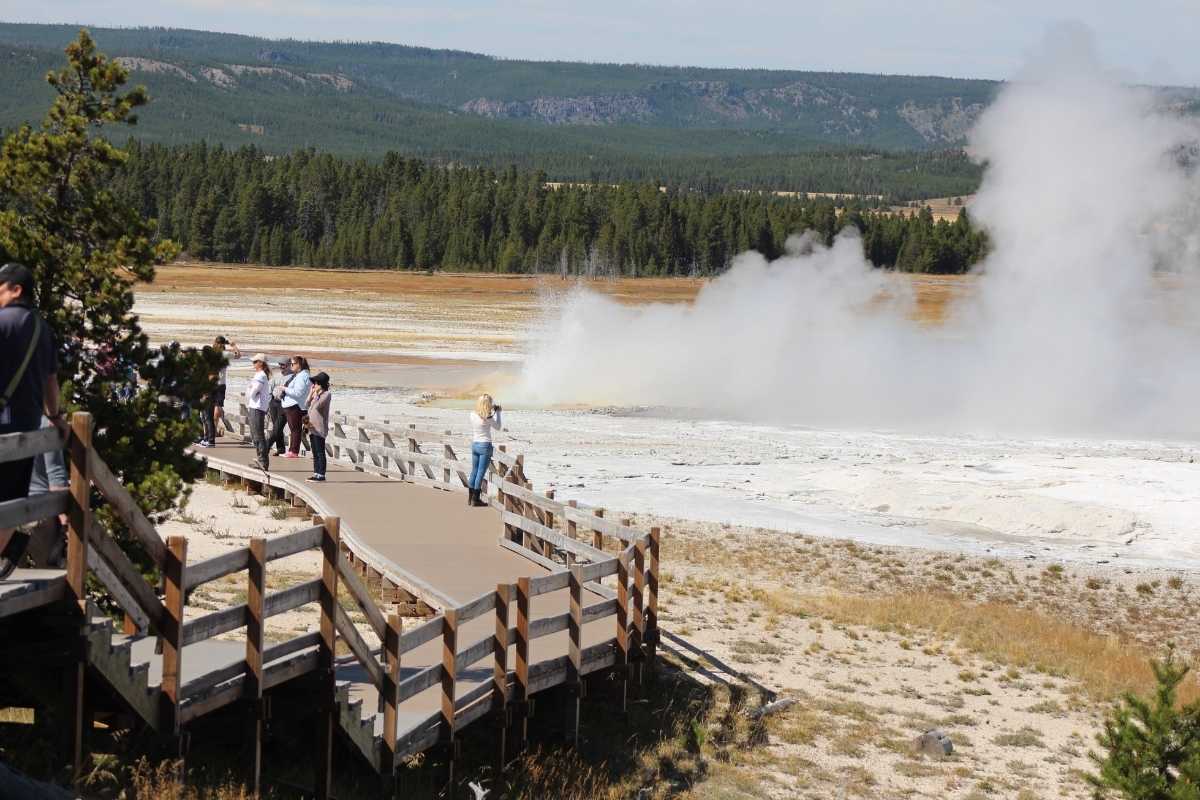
[517,24,1200,436]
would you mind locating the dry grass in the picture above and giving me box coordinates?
[784,590,1199,703]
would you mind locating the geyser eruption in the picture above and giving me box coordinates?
[518,25,1200,436]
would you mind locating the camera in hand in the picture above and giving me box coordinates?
[493,404,502,412]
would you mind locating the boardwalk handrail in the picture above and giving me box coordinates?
[219,403,662,756]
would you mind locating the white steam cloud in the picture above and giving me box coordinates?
[517,24,1200,437]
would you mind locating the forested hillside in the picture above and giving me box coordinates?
[0,23,996,197]
[114,142,988,275]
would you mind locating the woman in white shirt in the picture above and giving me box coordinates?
[467,393,502,507]
[245,353,272,471]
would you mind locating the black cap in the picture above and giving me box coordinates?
[214,335,228,345]
[0,262,34,301]
[312,372,330,389]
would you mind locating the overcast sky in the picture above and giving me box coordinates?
[2,1,1197,85]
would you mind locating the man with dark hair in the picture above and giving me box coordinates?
[0,262,62,578]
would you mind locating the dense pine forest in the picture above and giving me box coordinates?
[115,142,988,276]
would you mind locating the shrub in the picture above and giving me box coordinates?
[1089,647,1200,798]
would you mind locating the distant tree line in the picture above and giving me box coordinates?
[112,142,988,276]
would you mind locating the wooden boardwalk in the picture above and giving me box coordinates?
[0,411,660,795]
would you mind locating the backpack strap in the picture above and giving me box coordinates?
[0,314,42,412]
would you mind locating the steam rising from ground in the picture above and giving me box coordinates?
[517,25,1200,437]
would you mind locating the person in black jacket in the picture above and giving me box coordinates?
[0,263,64,578]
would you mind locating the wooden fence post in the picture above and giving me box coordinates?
[66,413,92,609]
[65,412,92,784]
[493,583,511,774]
[382,613,401,788]
[246,537,267,795]
[315,517,340,800]
[592,508,605,552]
[162,536,188,737]
[632,527,646,688]
[442,433,452,486]
[407,425,417,478]
[515,576,531,751]
[615,551,630,713]
[565,500,578,568]
[567,564,583,747]
[441,607,459,790]
[647,527,661,671]
[544,490,556,559]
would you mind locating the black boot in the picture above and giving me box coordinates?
[467,488,477,506]
[471,489,488,508]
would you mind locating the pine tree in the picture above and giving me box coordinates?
[0,30,221,567]
[1090,647,1200,799]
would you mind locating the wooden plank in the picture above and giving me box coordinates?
[591,507,605,551]
[161,536,187,734]
[316,518,340,800]
[0,491,67,529]
[492,583,510,734]
[87,533,152,633]
[336,552,386,639]
[179,677,246,724]
[0,576,66,619]
[397,662,443,704]
[183,603,248,646]
[246,537,266,798]
[568,565,582,685]
[0,424,62,463]
[263,632,321,663]
[582,598,619,625]
[453,633,494,673]
[87,449,168,567]
[263,649,319,691]
[66,414,92,613]
[452,681,493,717]
[335,604,384,687]
[576,558,619,583]
[500,511,602,562]
[392,709,444,761]
[647,526,660,664]
[383,614,401,758]
[440,608,458,736]
[454,589,495,626]
[498,537,566,576]
[85,520,165,632]
[515,576,531,716]
[264,579,321,618]
[632,535,646,655]
[180,659,248,701]
[529,612,569,641]
[615,550,630,711]
[443,440,469,487]
[399,616,443,655]
[184,547,250,592]
[563,506,644,545]
[264,524,323,561]
[527,570,570,597]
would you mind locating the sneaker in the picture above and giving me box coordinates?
[0,531,31,580]
[306,474,326,482]
[198,440,213,448]
[251,458,269,472]
[283,452,300,459]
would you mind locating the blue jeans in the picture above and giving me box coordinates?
[469,442,492,490]
[310,433,327,477]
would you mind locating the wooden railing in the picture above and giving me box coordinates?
[1,408,664,790]
[220,405,663,759]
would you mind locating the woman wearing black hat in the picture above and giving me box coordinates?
[305,372,332,482]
